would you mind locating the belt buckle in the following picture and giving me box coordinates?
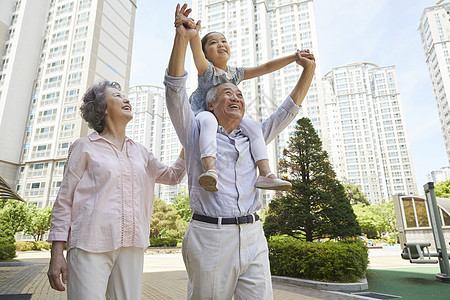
[235,216,240,225]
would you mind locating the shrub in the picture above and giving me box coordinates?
[35,241,51,250]
[149,237,178,247]
[15,241,35,251]
[15,241,52,251]
[268,235,368,283]
[0,224,16,261]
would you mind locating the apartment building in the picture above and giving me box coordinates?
[323,63,418,203]
[0,0,136,207]
[418,1,450,163]
[427,165,450,184]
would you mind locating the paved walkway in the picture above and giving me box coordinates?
[0,247,408,300]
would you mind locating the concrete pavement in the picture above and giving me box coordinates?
[0,248,406,300]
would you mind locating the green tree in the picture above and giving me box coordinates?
[352,201,396,239]
[264,118,360,241]
[172,192,192,222]
[24,206,52,241]
[150,199,187,238]
[0,199,29,234]
[351,204,378,238]
[435,180,450,198]
[342,180,370,205]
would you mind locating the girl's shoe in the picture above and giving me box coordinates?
[255,172,291,191]
[199,169,218,192]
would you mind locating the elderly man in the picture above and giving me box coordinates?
[164,7,315,300]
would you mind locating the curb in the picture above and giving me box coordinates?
[271,276,368,292]
[0,261,33,267]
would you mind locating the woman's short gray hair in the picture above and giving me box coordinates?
[205,86,219,111]
[79,80,121,133]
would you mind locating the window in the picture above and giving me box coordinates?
[402,197,429,228]
[34,163,44,170]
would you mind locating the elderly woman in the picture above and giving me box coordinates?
[47,80,185,299]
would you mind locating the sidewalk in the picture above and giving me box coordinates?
[0,248,401,300]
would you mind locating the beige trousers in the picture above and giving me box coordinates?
[182,219,273,300]
[67,247,144,300]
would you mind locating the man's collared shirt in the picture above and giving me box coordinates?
[164,71,300,218]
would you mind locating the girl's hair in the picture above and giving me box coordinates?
[201,32,226,54]
[79,80,121,133]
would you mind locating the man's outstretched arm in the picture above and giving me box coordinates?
[168,3,199,77]
[290,52,316,106]
[165,4,200,147]
[261,52,316,143]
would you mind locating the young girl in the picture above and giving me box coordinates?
[175,5,314,192]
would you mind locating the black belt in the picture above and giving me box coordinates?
[192,213,260,225]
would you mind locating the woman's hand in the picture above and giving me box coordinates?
[47,241,68,291]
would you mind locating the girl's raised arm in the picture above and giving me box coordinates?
[243,51,298,80]
[189,32,209,77]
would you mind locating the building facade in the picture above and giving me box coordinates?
[323,63,418,203]
[126,85,187,202]
[427,165,450,184]
[418,1,450,163]
[0,0,136,207]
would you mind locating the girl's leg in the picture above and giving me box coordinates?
[239,118,291,191]
[197,111,219,191]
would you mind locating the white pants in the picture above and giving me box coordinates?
[197,111,268,162]
[67,247,144,300]
[182,218,273,300]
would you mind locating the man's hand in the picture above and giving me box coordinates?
[174,3,200,40]
[174,3,195,29]
[295,49,316,69]
[47,241,68,291]
[168,3,199,77]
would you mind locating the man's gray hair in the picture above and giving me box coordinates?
[205,86,219,111]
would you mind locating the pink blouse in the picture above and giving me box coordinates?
[48,132,186,253]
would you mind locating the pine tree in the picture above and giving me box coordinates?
[264,118,361,241]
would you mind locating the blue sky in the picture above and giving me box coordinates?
[130,0,449,195]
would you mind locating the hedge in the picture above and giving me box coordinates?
[268,235,368,283]
[15,241,51,252]
[149,237,178,247]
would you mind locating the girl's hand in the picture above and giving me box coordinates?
[173,4,200,41]
[174,3,195,29]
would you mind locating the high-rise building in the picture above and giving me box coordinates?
[323,63,418,203]
[126,85,187,202]
[192,0,326,204]
[0,0,52,186]
[418,0,450,163]
[0,0,137,207]
[427,165,450,184]
[0,0,16,51]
